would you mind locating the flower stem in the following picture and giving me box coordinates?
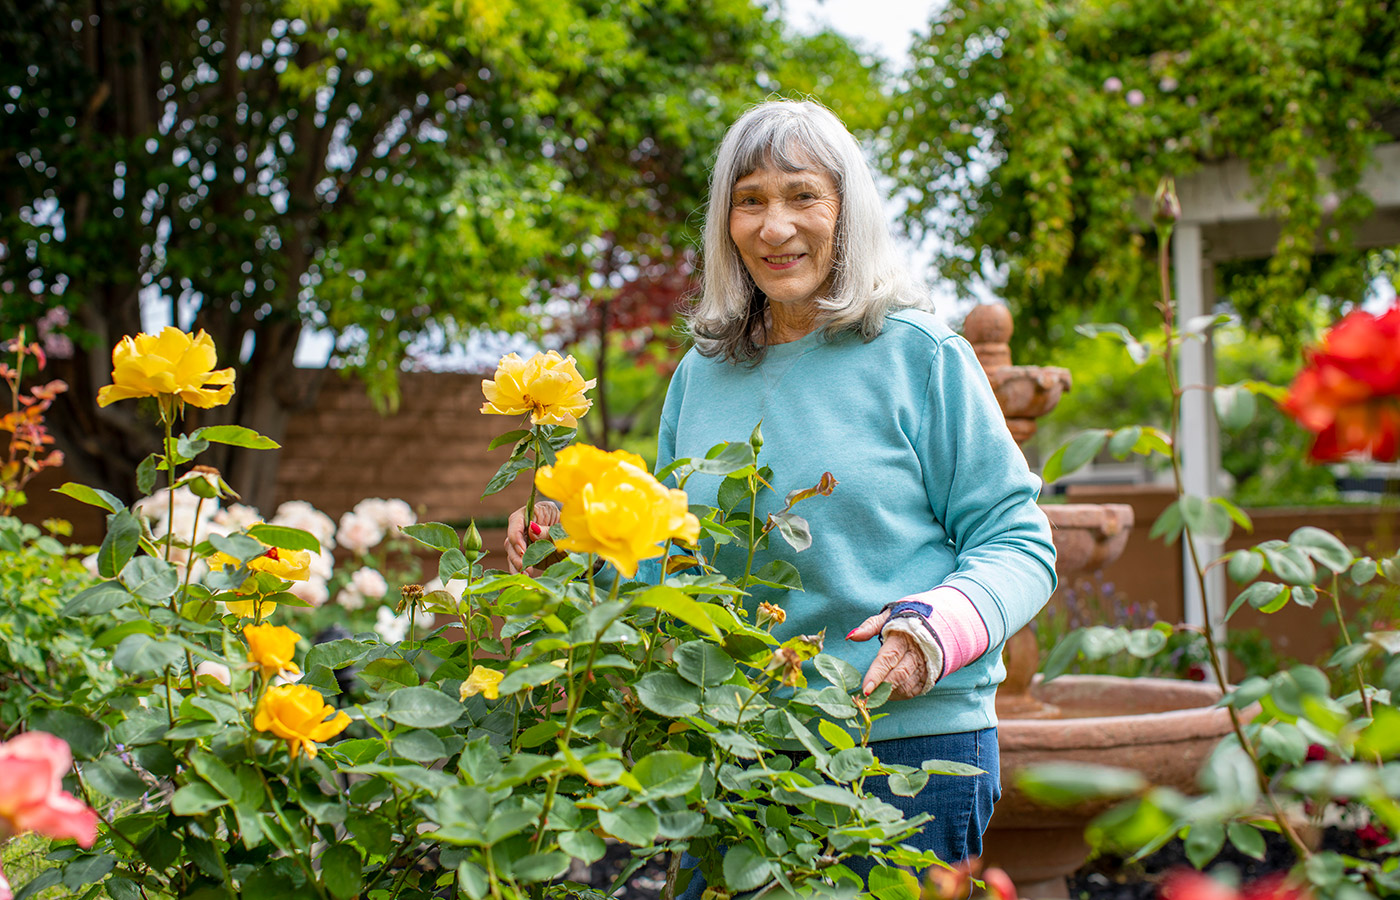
[163,411,176,563]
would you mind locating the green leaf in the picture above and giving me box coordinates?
[1148,501,1184,544]
[1227,550,1264,584]
[488,429,530,451]
[482,456,535,497]
[1042,429,1109,484]
[558,830,607,865]
[401,522,459,551]
[53,482,123,513]
[888,770,929,797]
[209,532,267,564]
[1041,631,1084,682]
[85,755,149,800]
[392,729,446,763]
[769,511,812,552]
[1227,822,1266,860]
[635,672,701,717]
[814,654,862,693]
[193,424,280,449]
[632,751,704,799]
[922,759,986,776]
[1289,527,1352,574]
[1016,762,1146,806]
[113,633,185,674]
[521,539,556,569]
[690,441,757,476]
[497,663,567,696]
[1213,497,1253,533]
[122,556,180,602]
[1178,494,1232,541]
[1236,581,1288,613]
[753,559,803,590]
[512,852,570,884]
[722,845,774,892]
[1213,384,1257,432]
[637,585,720,637]
[385,686,463,728]
[1106,426,1142,459]
[171,782,228,816]
[1350,558,1378,586]
[674,641,736,687]
[597,806,658,846]
[1185,821,1225,868]
[320,845,362,900]
[1260,543,1316,586]
[818,719,855,751]
[97,509,142,578]
[246,524,321,553]
[61,581,133,617]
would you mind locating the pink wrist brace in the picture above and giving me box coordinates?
[892,586,990,678]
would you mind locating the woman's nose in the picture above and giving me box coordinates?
[758,204,797,245]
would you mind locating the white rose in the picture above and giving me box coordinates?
[288,577,330,608]
[375,606,412,644]
[194,661,231,685]
[212,503,262,530]
[350,567,389,600]
[336,585,366,611]
[309,549,335,581]
[336,511,384,555]
[271,500,338,550]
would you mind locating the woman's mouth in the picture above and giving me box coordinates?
[763,253,805,269]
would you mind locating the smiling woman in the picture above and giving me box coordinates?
[506,99,1059,892]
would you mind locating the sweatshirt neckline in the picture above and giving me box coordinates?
[762,327,825,360]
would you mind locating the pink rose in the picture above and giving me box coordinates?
[350,567,389,600]
[336,512,384,555]
[0,732,99,850]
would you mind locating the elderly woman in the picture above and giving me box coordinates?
[507,99,1056,874]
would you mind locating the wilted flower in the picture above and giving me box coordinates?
[1281,302,1400,461]
[460,665,505,700]
[536,444,700,578]
[253,685,351,759]
[757,602,786,627]
[336,511,385,555]
[243,623,301,679]
[95,327,235,414]
[481,350,596,428]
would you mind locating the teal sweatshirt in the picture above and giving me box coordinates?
[652,309,1057,741]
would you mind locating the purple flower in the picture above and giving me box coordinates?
[1126,89,1146,107]
[1103,76,1123,93]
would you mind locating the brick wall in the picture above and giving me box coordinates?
[272,371,532,527]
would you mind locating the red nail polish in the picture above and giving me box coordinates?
[529,522,542,536]
[845,628,857,640]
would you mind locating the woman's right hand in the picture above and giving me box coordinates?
[505,502,563,575]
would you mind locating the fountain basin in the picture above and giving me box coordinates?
[984,675,1241,896]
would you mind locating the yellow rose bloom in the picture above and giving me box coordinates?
[535,444,647,507]
[459,665,505,700]
[96,327,235,410]
[211,544,312,618]
[253,684,351,759]
[480,351,596,428]
[243,623,302,679]
[538,444,700,578]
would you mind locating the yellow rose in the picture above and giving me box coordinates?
[539,444,700,578]
[535,444,647,507]
[459,665,505,700]
[253,684,351,759]
[211,543,312,619]
[243,623,301,679]
[480,351,596,428]
[95,327,235,410]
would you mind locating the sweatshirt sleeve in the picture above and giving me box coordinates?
[919,334,1057,650]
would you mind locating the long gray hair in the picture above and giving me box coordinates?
[685,99,928,362]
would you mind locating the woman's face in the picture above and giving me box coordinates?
[728,160,840,313]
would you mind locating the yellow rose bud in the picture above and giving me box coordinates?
[253,684,351,759]
[243,623,301,679]
[460,665,505,700]
[538,444,700,578]
[480,351,596,428]
[95,327,235,411]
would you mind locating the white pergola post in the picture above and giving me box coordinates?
[1172,224,1225,642]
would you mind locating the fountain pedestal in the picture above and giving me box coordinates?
[962,305,1237,897]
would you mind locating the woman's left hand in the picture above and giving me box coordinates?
[848,611,928,701]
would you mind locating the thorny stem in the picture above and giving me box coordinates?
[1329,572,1375,720]
[1156,226,1312,862]
[742,479,759,585]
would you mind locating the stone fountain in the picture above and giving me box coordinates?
[963,304,1238,898]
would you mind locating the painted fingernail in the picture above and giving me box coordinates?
[845,628,858,640]
[529,523,542,536]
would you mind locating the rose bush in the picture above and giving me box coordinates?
[0,338,980,900]
[1027,178,1400,900]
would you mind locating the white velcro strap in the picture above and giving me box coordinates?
[880,617,942,695]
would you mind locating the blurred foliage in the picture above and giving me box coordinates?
[890,0,1400,362]
[0,0,884,507]
[1031,321,1354,506]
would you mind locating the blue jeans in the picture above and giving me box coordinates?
[676,728,1000,899]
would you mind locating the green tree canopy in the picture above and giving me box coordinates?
[0,0,881,509]
[889,0,1400,361]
